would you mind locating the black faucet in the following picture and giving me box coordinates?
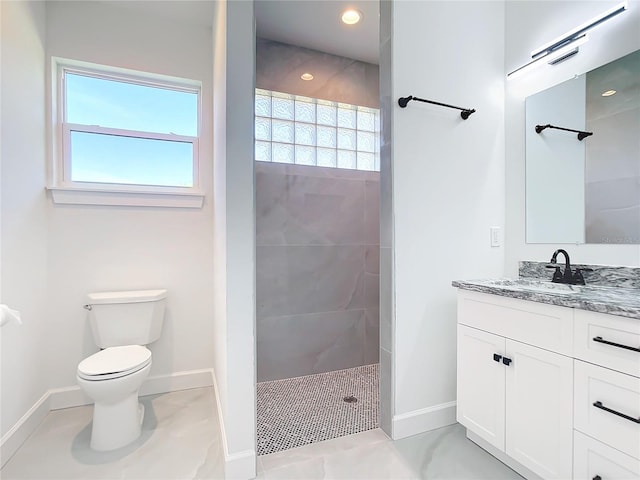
[548,249,573,283]
[547,249,592,285]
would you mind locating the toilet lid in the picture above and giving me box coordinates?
[78,345,151,380]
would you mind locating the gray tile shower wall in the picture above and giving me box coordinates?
[257,245,366,316]
[256,162,380,382]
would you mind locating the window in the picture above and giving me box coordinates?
[50,59,203,207]
[254,89,380,171]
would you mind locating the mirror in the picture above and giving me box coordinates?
[526,49,640,244]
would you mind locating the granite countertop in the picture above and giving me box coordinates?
[452,277,640,320]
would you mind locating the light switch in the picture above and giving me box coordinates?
[490,227,501,247]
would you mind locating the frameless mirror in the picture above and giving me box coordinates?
[526,49,640,244]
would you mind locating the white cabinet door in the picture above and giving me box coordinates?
[505,339,573,480]
[457,324,506,451]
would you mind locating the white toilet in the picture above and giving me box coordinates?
[77,289,167,451]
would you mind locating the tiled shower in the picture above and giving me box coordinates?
[254,36,381,455]
[256,162,380,381]
[255,162,380,454]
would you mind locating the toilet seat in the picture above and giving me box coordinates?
[78,345,151,381]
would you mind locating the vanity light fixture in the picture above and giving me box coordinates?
[601,89,617,97]
[530,1,628,59]
[507,1,628,79]
[341,8,362,25]
[300,73,314,81]
[508,34,589,80]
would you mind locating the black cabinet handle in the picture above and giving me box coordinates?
[493,353,502,362]
[593,476,601,480]
[502,357,512,366]
[593,336,640,353]
[593,401,640,424]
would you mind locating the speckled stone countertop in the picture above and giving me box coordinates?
[452,262,640,320]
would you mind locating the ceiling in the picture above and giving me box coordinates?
[254,0,380,65]
[102,0,379,65]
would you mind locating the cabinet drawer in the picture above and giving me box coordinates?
[574,360,640,459]
[574,430,640,480]
[457,290,573,356]
[574,309,640,378]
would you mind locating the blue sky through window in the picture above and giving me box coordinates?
[65,71,198,187]
[70,132,193,187]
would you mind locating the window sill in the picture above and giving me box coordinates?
[47,186,204,208]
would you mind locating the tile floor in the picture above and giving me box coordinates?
[0,387,224,480]
[257,424,524,480]
[257,364,378,455]
[1,386,523,480]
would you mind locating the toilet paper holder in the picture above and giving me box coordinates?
[1,304,22,327]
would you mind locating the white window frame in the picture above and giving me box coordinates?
[49,58,204,208]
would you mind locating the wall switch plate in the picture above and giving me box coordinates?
[490,227,501,247]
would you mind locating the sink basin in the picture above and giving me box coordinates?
[487,279,582,295]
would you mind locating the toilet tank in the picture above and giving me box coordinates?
[85,289,167,348]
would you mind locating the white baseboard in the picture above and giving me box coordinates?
[211,371,257,480]
[224,449,257,480]
[0,369,215,469]
[0,392,50,468]
[392,401,457,440]
[45,369,216,411]
[49,385,92,410]
[139,368,214,397]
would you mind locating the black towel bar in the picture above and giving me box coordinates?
[398,95,476,120]
[535,124,593,141]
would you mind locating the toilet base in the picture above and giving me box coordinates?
[77,358,151,452]
[90,392,145,451]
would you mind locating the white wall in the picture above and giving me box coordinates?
[212,1,257,477]
[385,0,506,438]
[2,1,255,476]
[212,2,229,467]
[42,1,215,391]
[505,0,640,274]
[1,0,220,463]
[0,0,49,439]
[1,2,220,460]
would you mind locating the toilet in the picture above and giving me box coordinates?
[77,289,167,451]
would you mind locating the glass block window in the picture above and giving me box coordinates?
[255,89,380,171]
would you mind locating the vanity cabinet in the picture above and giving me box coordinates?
[456,289,640,480]
[457,324,573,478]
[457,292,574,479]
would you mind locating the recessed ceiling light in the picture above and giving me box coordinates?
[300,73,314,81]
[601,89,617,97]
[341,9,362,25]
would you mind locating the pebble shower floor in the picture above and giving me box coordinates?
[256,364,379,456]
